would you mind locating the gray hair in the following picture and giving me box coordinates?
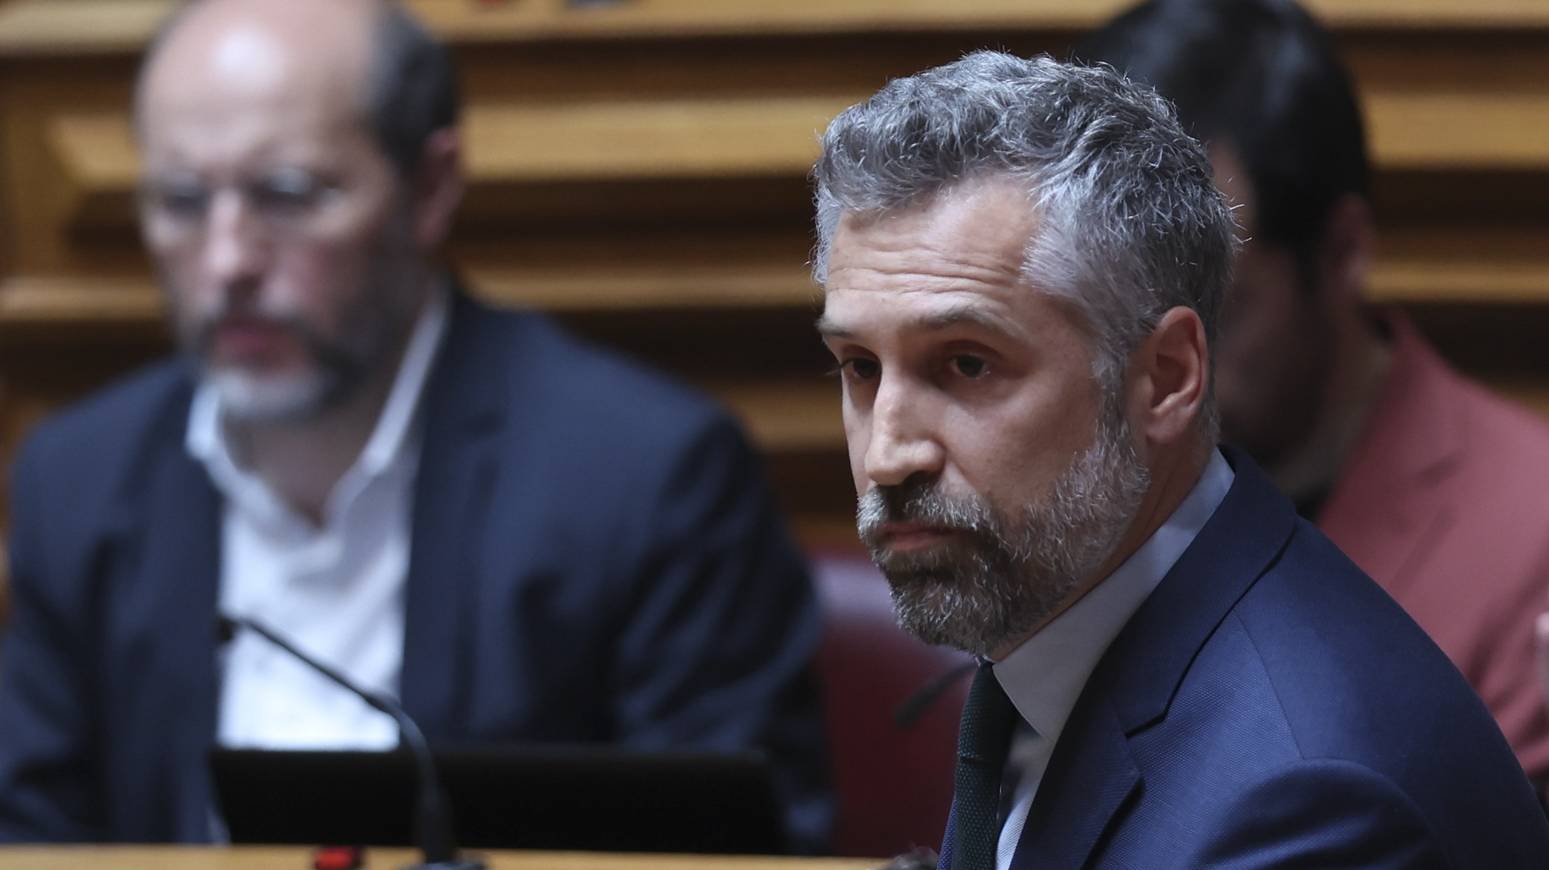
[814,51,1235,432]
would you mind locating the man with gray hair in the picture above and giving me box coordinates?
[815,50,1549,868]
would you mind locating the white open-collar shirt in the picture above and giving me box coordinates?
[188,287,449,750]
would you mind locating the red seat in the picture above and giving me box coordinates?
[814,552,972,858]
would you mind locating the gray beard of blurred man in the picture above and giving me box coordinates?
[858,397,1151,658]
[167,210,423,425]
[186,304,375,422]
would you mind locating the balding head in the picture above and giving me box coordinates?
[138,0,458,175]
[139,0,373,143]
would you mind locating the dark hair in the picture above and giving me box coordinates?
[367,2,460,175]
[138,1,460,175]
[1074,0,1368,278]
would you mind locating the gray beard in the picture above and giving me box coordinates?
[198,339,363,425]
[168,213,424,425]
[857,408,1150,658]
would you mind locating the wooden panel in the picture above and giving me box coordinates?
[1367,92,1549,171]
[0,0,1548,551]
[8,0,1549,56]
[5,55,1549,324]
[1369,228,1549,305]
[42,88,1549,186]
[8,225,1549,323]
[44,97,848,197]
[467,98,844,180]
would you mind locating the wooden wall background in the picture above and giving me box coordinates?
[1,0,1548,619]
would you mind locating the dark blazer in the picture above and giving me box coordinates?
[0,294,831,850]
[939,449,1549,869]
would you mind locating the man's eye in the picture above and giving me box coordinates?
[839,358,880,381]
[146,182,209,219]
[249,170,333,214]
[951,355,988,378]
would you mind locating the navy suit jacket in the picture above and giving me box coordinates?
[939,449,1549,869]
[0,294,831,850]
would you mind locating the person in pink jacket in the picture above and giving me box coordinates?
[1080,0,1549,795]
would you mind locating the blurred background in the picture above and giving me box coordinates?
[0,0,1545,601]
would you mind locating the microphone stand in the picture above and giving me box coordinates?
[220,616,486,870]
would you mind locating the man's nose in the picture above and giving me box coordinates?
[862,376,946,488]
[200,190,267,290]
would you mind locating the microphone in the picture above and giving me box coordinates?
[217,615,485,870]
[893,660,976,729]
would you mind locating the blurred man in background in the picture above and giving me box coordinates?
[0,0,830,848]
[1080,0,1549,793]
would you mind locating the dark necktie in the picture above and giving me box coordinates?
[951,660,1018,870]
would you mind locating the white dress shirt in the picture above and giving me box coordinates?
[188,289,448,750]
[992,450,1234,870]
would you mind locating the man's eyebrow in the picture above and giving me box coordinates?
[913,304,1017,335]
[816,303,1020,340]
[814,314,851,338]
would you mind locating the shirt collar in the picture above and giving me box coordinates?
[354,284,448,477]
[993,449,1234,742]
[186,281,450,518]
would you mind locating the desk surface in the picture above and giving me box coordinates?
[0,847,883,869]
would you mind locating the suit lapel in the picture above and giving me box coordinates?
[1011,698,1138,870]
[399,292,504,738]
[1098,449,1296,732]
[1009,449,1297,868]
[111,385,222,837]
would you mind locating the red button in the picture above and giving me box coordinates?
[312,845,365,870]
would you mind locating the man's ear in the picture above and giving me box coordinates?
[1315,193,1375,306]
[411,128,464,251]
[1129,306,1209,447]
